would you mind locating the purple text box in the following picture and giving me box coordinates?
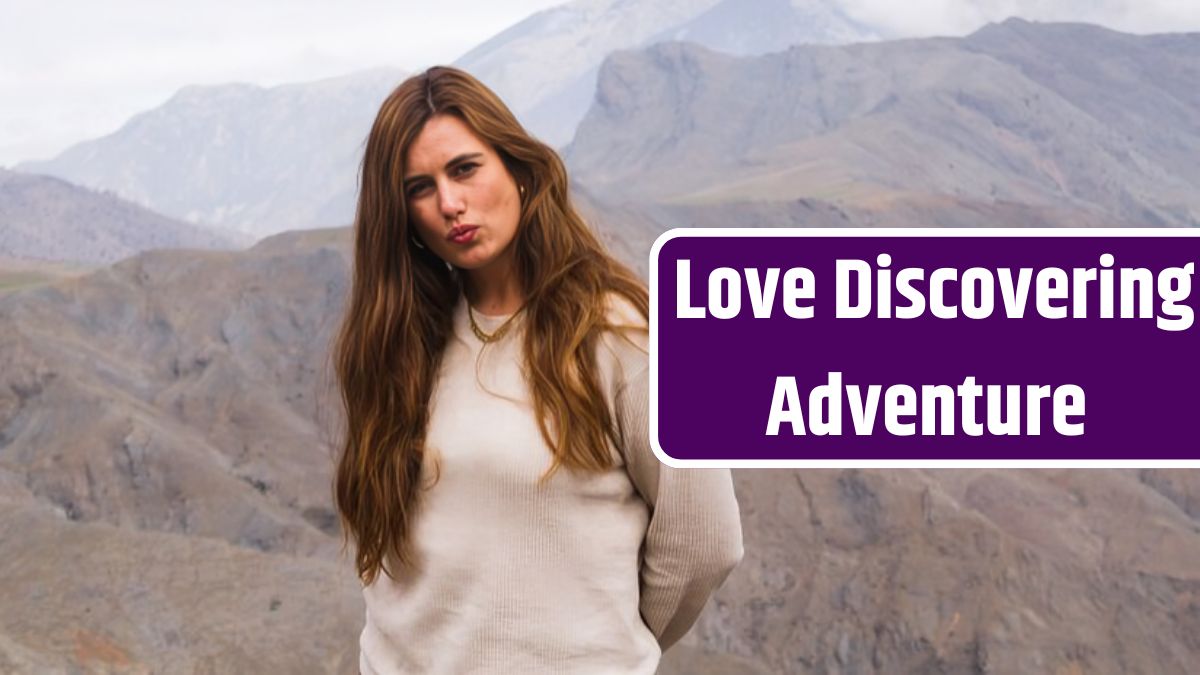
[649,229,1199,467]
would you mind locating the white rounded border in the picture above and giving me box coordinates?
[647,227,1200,469]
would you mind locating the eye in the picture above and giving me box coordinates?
[405,181,432,200]
[451,161,479,178]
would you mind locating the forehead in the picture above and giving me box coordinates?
[405,114,491,175]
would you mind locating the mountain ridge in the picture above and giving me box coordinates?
[0,168,251,265]
[16,68,406,239]
[458,0,879,145]
[566,20,1200,228]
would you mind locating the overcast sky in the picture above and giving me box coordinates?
[2,0,1199,168]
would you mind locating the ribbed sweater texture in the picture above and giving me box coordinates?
[359,295,743,674]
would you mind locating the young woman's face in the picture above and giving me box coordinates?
[403,114,522,275]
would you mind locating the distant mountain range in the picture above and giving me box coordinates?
[14,0,878,240]
[18,19,1198,243]
[17,68,405,239]
[22,14,1195,244]
[566,18,1200,230]
[458,0,878,145]
[0,168,250,265]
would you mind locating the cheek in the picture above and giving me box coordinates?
[498,186,521,228]
[409,203,440,239]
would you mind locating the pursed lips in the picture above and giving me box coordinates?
[446,225,479,240]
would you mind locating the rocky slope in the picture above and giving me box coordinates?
[2,224,1199,672]
[683,468,1200,674]
[0,227,361,671]
[0,497,362,674]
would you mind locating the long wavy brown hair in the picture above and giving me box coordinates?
[332,66,648,585]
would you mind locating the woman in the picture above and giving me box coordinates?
[332,65,743,674]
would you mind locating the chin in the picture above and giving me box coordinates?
[442,249,495,271]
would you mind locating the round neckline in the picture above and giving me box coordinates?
[469,304,515,322]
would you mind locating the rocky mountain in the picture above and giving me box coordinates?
[16,68,405,239]
[676,467,1200,674]
[0,228,353,553]
[0,169,251,265]
[567,19,1200,229]
[3,220,1200,672]
[458,0,878,146]
[0,226,366,670]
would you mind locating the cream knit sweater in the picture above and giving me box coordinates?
[358,294,743,674]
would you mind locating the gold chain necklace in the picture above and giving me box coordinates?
[468,303,520,343]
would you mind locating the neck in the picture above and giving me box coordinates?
[463,259,524,315]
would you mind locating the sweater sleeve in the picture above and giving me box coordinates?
[614,362,745,651]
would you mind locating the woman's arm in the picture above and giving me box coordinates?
[615,364,745,651]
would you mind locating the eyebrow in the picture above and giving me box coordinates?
[403,152,484,188]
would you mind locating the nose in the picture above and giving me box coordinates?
[437,181,465,220]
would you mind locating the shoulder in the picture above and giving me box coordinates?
[596,291,649,393]
[602,290,648,332]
